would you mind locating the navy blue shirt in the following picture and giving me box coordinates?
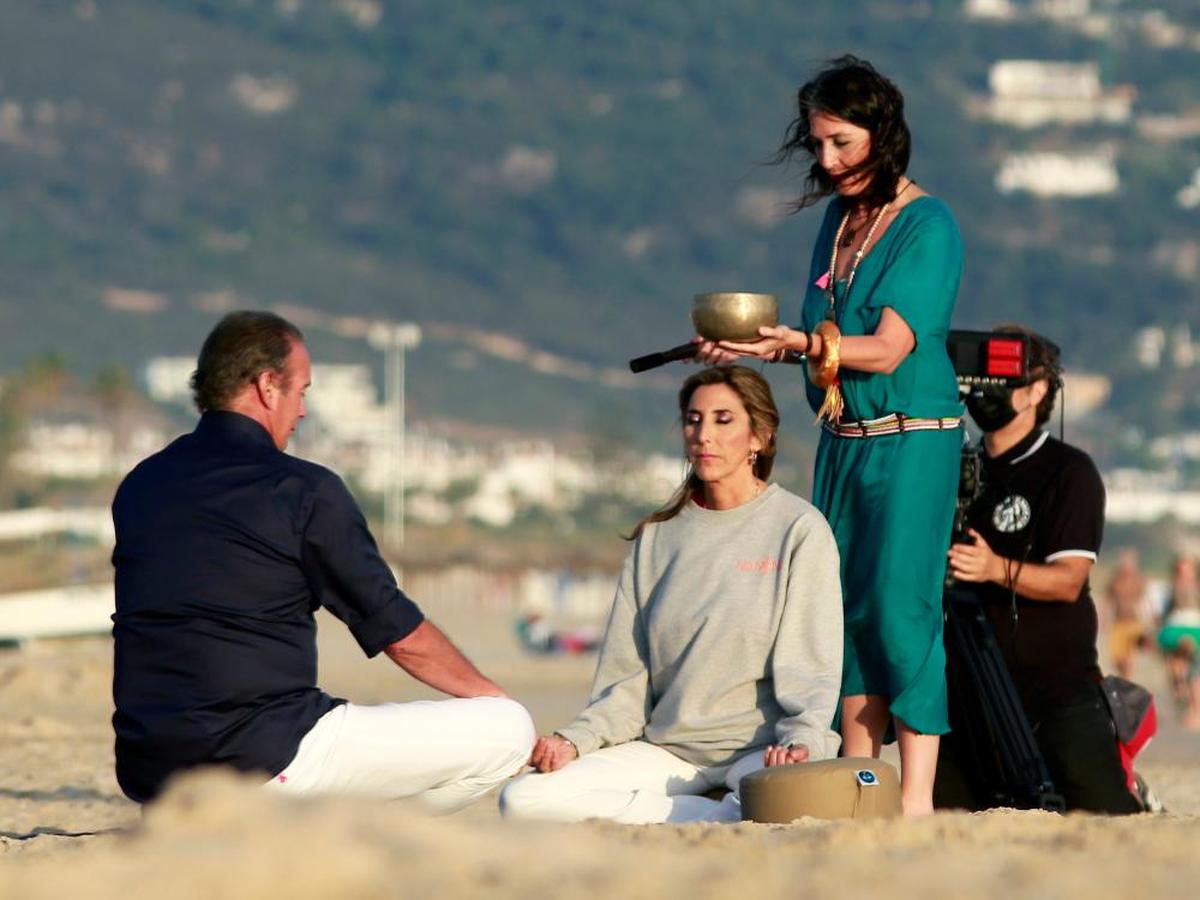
[111,411,424,802]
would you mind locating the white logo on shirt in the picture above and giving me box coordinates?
[992,495,1032,533]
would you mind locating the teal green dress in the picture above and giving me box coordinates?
[800,196,963,736]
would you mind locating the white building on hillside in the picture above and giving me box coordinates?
[145,356,387,436]
[1134,325,1196,370]
[144,356,196,405]
[10,420,168,479]
[995,147,1119,197]
[1106,468,1200,524]
[1177,168,1200,209]
[1137,326,1167,370]
[966,1,1114,39]
[304,364,388,443]
[981,60,1133,128]
[964,0,1016,20]
[1172,324,1196,369]
[1032,0,1089,19]
[140,358,688,530]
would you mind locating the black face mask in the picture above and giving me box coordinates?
[966,386,1018,432]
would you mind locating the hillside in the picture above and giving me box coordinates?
[2,0,1199,446]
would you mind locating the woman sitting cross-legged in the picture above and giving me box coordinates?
[499,366,843,824]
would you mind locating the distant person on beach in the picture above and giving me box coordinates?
[1160,553,1200,731]
[111,311,534,806]
[499,366,843,823]
[1102,548,1152,680]
[698,55,962,816]
[937,326,1147,814]
[515,613,599,655]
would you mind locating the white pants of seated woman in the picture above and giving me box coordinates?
[265,697,535,813]
[499,740,765,824]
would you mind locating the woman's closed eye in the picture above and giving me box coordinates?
[686,412,735,425]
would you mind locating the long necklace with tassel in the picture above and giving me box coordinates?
[811,200,891,424]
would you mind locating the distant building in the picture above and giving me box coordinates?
[144,356,195,405]
[10,420,168,479]
[995,147,1119,196]
[1138,9,1190,49]
[303,364,388,444]
[980,60,1133,128]
[1171,323,1196,369]
[1031,0,1089,19]
[966,0,1111,34]
[1133,324,1195,370]
[144,357,387,434]
[458,442,588,527]
[1137,113,1200,144]
[1149,431,1200,463]
[1177,168,1200,210]
[138,357,689,530]
[1106,468,1200,524]
[1153,239,1200,281]
[964,0,1016,21]
[1136,326,1166,370]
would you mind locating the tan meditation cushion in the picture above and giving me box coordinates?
[739,757,902,822]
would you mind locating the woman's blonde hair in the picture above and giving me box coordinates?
[628,365,779,540]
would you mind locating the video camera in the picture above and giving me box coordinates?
[946,330,1032,389]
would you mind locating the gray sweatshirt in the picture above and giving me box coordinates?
[557,484,843,767]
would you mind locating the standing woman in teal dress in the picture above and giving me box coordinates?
[700,55,962,816]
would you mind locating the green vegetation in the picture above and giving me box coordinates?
[0,1,1198,453]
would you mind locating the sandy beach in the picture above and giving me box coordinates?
[2,595,1198,899]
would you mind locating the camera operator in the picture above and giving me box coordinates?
[936,325,1143,814]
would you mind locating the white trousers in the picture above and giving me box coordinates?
[499,740,765,824]
[265,697,535,813]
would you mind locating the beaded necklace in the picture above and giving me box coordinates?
[825,201,890,322]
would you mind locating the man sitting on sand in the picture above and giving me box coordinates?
[111,310,534,806]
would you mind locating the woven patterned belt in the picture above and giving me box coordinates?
[821,413,962,438]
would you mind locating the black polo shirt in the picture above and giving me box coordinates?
[964,429,1105,715]
[111,411,424,802]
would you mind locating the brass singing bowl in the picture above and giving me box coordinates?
[691,292,779,342]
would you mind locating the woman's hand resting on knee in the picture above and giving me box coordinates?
[529,735,579,772]
[763,744,809,767]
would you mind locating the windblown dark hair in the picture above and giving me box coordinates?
[774,55,912,211]
[190,310,304,413]
[627,366,780,540]
[995,323,1063,426]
